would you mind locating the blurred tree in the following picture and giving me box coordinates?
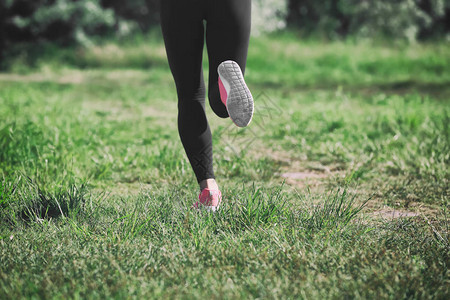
[100,0,160,32]
[0,0,117,66]
[286,0,449,40]
[0,1,113,50]
[416,0,450,39]
[252,0,288,35]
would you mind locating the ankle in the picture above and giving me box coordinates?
[199,178,219,191]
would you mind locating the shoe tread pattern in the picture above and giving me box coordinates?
[218,61,254,127]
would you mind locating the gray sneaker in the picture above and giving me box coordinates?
[218,60,254,127]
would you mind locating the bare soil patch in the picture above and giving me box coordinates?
[373,209,420,219]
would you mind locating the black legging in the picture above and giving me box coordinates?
[160,0,251,183]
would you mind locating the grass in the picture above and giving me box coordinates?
[0,32,449,298]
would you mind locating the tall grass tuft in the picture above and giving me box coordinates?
[0,176,18,209]
[233,183,288,229]
[293,188,368,236]
[0,175,90,224]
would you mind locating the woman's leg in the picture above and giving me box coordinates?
[160,0,217,187]
[205,0,252,117]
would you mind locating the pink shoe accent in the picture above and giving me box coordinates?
[193,188,222,211]
[218,77,228,106]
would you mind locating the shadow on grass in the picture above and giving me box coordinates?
[0,175,90,225]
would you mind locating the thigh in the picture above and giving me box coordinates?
[205,0,252,79]
[160,0,206,97]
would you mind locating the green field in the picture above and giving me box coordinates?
[0,33,449,298]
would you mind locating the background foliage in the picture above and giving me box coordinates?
[0,0,449,65]
[287,0,450,41]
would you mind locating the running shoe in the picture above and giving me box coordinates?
[218,60,254,127]
[193,188,222,212]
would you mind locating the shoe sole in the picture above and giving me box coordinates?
[193,204,220,212]
[218,60,254,127]
[202,205,219,212]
